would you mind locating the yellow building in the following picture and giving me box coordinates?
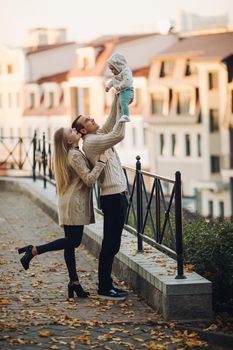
[147,30,233,218]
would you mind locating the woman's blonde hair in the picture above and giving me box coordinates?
[53,128,73,196]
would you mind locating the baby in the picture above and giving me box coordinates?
[106,53,134,123]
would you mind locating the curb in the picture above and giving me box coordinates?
[177,325,233,349]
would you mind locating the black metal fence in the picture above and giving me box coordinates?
[0,133,185,278]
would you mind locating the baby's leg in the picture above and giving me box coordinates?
[119,89,134,122]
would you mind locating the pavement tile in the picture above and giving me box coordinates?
[0,190,222,349]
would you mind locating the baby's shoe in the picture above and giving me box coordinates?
[119,115,130,123]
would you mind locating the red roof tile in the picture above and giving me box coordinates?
[133,66,150,77]
[153,31,233,61]
[26,42,76,56]
[35,71,69,84]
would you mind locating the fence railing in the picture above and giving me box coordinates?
[0,136,34,173]
[0,133,185,279]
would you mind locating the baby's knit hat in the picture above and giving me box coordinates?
[107,52,127,73]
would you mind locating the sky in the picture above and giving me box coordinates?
[0,0,233,47]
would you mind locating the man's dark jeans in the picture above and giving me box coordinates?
[98,192,128,292]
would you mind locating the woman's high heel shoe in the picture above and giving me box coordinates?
[18,245,34,270]
[68,282,90,298]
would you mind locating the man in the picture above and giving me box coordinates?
[72,95,129,300]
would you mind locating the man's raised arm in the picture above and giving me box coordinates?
[83,122,125,155]
[98,94,119,134]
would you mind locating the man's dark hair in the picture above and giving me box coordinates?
[71,115,85,135]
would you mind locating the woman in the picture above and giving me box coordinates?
[18,127,107,298]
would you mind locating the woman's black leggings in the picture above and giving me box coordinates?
[36,225,83,282]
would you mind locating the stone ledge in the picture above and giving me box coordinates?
[0,177,213,321]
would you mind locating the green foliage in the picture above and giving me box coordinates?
[183,218,233,308]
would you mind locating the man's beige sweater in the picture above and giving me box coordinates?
[82,95,127,196]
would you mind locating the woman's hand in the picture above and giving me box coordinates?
[99,152,108,163]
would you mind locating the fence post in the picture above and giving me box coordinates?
[18,137,23,170]
[48,143,53,180]
[136,155,143,252]
[32,131,37,181]
[155,179,161,242]
[38,140,41,175]
[42,133,47,189]
[175,171,185,279]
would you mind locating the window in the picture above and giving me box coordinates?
[171,134,176,156]
[208,200,213,218]
[177,91,191,114]
[48,92,54,109]
[8,93,12,108]
[209,109,219,132]
[195,88,200,104]
[160,60,174,77]
[185,60,191,77]
[208,72,218,90]
[197,134,202,157]
[160,134,164,155]
[198,111,202,123]
[151,93,164,114]
[132,127,136,147]
[169,89,173,110]
[210,156,220,173]
[83,88,90,115]
[219,201,224,219]
[185,60,197,76]
[134,88,142,108]
[29,93,35,109]
[185,134,191,156]
[7,64,13,74]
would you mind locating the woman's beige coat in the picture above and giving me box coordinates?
[58,148,105,226]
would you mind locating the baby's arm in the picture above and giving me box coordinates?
[105,79,113,92]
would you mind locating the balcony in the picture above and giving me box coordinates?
[221,154,233,178]
[146,113,200,125]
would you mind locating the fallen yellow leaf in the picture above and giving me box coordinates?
[38,330,54,337]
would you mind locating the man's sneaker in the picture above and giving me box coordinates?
[98,288,127,300]
[119,115,130,123]
[111,286,128,296]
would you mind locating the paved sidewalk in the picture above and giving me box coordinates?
[0,190,222,349]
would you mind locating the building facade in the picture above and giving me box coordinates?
[147,31,233,218]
